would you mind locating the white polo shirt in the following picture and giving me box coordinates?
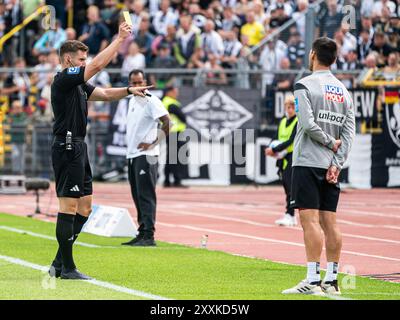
[126,93,168,159]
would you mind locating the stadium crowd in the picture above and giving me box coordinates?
[0,0,400,122]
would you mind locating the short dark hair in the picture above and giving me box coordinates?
[312,37,337,67]
[128,69,146,80]
[59,40,88,61]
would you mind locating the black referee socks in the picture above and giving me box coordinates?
[56,213,76,271]
[54,213,88,268]
[73,213,89,238]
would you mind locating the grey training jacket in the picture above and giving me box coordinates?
[292,70,355,170]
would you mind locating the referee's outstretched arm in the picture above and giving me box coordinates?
[84,22,152,101]
[83,22,131,82]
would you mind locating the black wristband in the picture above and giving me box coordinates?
[127,87,131,95]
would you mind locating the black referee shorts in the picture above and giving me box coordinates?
[290,166,340,212]
[51,138,93,198]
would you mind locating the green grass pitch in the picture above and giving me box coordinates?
[0,213,399,300]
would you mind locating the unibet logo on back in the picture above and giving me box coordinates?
[318,110,345,126]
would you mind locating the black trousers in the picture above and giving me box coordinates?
[164,133,188,186]
[128,155,158,238]
[282,165,294,216]
[278,155,294,216]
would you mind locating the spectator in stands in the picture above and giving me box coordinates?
[4,57,30,106]
[3,0,23,65]
[47,51,61,72]
[374,5,393,32]
[7,100,27,174]
[101,0,121,35]
[361,15,375,40]
[387,14,400,51]
[319,0,343,39]
[188,3,207,30]
[65,27,77,40]
[292,0,309,41]
[364,53,379,70]
[150,43,179,88]
[108,52,124,86]
[152,24,177,56]
[221,30,243,69]
[33,53,51,90]
[78,5,110,55]
[47,0,67,28]
[220,6,241,37]
[152,0,178,36]
[337,50,363,89]
[287,30,306,69]
[260,38,287,96]
[135,12,154,64]
[174,14,202,67]
[361,0,375,18]
[384,52,400,74]
[0,71,20,96]
[372,0,397,19]
[267,0,294,17]
[340,23,358,55]
[272,57,295,91]
[269,4,291,43]
[253,0,267,26]
[241,10,265,47]
[38,70,56,124]
[121,42,146,82]
[127,0,145,36]
[203,53,227,85]
[202,19,224,60]
[370,31,394,67]
[357,28,373,63]
[203,4,222,29]
[32,20,67,56]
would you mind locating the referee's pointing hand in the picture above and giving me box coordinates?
[129,85,154,97]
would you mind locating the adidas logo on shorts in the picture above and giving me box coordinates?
[70,185,80,192]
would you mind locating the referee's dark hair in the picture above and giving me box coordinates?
[312,37,337,67]
[59,40,89,62]
[128,69,146,80]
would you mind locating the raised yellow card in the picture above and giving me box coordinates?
[123,11,132,26]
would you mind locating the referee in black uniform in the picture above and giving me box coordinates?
[49,22,152,280]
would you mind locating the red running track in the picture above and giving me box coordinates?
[1,183,400,282]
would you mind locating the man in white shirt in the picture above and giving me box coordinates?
[122,69,171,247]
[152,0,178,35]
[202,19,224,59]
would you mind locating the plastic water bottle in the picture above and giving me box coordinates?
[201,235,208,249]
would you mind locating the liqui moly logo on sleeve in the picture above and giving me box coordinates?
[325,85,344,103]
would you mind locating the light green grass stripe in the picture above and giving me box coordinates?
[0,254,171,300]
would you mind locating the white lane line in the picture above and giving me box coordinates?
[158,222,400,262]
[337,219,400,231]
[0,226,114,248]
[0,254,170,300]
[159,209,400,245]
[342,209,400,220]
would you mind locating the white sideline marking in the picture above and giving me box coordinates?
[158,222,400,262]
[0,254,170,300]
[160,209,400,245]
[0,226,111,248]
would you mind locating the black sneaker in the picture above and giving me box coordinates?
[60,268,92,280]
[48,261,62,278]
[321,280,341,295]
[121,235,144,246]
[132,238,156,247]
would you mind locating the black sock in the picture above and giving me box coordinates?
[53,213,88,267]
[55,213,76,271]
